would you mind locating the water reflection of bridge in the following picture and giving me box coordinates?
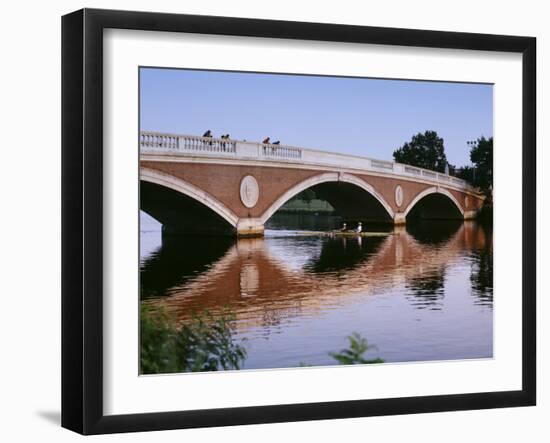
[141,221,491,329]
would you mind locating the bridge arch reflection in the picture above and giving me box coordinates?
[142,221,491,329]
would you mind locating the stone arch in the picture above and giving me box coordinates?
[140,167,239,228]
[404,186,464,219]
[259,172,395,225]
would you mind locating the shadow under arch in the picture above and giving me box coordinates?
[140,168,238,236]
[260,172,395,226]
[404,186,464,222]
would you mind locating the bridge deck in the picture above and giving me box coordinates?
[140,131,477,194]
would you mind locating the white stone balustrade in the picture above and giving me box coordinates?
[140,131,475,192]
[140,132,237,154]
[261,144,302,159]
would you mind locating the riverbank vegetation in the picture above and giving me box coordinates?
[141,306,384,373]
[329,332,384,365]
[278,189,335,214]
[140,305,247,374]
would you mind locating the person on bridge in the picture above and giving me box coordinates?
[220,134,231,151]
[262,137,270,144]
[203,129,212,137]
[340,223,347,232]
[355,222,362,234]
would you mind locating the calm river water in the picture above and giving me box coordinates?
[140,212,493,369]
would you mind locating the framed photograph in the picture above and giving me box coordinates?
[62,8,536,435]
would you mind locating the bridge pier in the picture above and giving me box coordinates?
[236,218,265,238]
[393,213,407,225]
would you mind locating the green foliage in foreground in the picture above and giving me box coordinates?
[329,332,384,365]
[141,305,247,374]
[142,304,383,372]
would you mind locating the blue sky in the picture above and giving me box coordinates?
[140,68,493,167]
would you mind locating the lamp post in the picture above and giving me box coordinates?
[466,139,478,187]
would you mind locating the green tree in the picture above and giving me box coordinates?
[393,130,448,173]
[455,165,475,184]
[468,136,493,195]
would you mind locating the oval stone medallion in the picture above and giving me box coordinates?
[240,175,259,208]
[395,185,403,207]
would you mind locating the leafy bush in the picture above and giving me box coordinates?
[140,305,247,374]
[329,332,384,365]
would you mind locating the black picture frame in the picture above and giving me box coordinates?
[62,8,536,435]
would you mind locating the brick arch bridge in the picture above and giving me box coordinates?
[140,132,484,237]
